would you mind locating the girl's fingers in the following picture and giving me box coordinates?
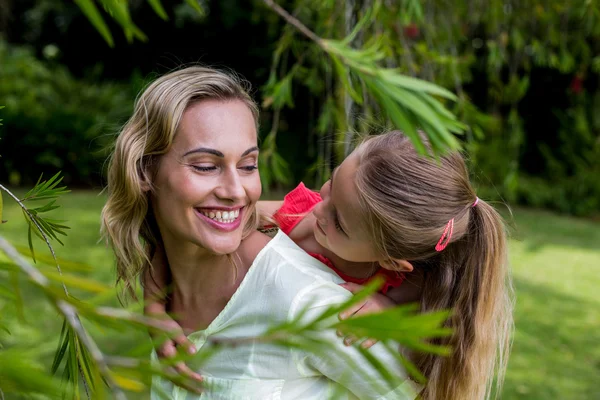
[339,282,366,294]
[158,340,177,359]
[173,333,197,354]
[174,362,204,383]
[360,338,378,349]
[339,300,367,320]
[343,335,358,346]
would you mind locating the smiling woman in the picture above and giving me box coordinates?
[150,99,261,256]
[101,66,419,400]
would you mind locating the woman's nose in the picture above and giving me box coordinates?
[216,169,245,202]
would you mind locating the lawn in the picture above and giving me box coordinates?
[1,190,599,399]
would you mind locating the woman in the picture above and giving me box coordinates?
[101,66,418,400]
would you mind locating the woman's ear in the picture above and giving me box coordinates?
[138,159,153,192]
[379,258,414,272]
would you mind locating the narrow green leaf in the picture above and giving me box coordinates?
[74,0,115,47]
[43,270,110,293]
[366,78,425,154]
[185,0,207,16]
[51,322,70,374]
[380,69,457,100]
[146,0,169,20]
[330,55,363,104]
[27,223,36,263]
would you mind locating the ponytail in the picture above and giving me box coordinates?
[416,200,514,400]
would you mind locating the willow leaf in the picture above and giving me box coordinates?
[147,0,168,20]
[74,0,114,47]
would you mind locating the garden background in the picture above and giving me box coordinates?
[0,0,599,399]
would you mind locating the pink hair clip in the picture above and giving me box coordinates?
[435,218,454,252]
[473,197,480,207]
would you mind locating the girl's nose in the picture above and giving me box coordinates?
[312,203,328,227]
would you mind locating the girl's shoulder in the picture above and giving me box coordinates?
[237,230,272,269]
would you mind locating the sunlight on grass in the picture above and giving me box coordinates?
[1,191,599,399]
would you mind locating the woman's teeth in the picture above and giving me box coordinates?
[201,209,240,224]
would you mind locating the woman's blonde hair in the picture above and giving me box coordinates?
[101,66,260,301]
[354,131,514,400]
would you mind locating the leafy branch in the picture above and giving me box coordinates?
[261,0,464,155]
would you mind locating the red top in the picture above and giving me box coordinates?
[273,183,405,294]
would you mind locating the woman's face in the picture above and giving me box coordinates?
[151,99,261,255]
[312,146,381,263]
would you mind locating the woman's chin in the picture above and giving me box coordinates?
[201,236,243,256]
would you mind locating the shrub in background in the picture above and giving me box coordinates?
[0,40,133,187]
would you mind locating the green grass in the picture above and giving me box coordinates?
[1,190,599,399]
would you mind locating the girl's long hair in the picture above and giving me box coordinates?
[355,131,514,400]
[101,66,260,301]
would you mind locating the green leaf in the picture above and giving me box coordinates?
[74,0,115,47]
[146,0,169,20]
[379,69,457,100]
[330,55,363,104]
[43,270,111,293]
[27,221,36,263]
[184,0,207,17]
[366,77,425,154]
[51,320,70,374]
[99,0,147,42]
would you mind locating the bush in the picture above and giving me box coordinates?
[0,40,134,186]
[470,95,600,218]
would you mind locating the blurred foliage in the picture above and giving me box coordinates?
[0,40,134,186]
[66,0,466,194]
[1,0,599,212]
[0,180,452,398]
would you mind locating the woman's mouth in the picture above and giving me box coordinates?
[198,209,240,223]
[194,207,244,232]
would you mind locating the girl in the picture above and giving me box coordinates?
[147,130,514,400]
[102,66,419,400]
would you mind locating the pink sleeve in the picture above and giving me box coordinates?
[273,183,322,234]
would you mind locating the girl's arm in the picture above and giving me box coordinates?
[338,274,423,349]
[294,284,421,399]
[256,200,284,221]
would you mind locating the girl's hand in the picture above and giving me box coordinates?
[156,318,204,385]
[146,304,203,389]
[337,282,396,349]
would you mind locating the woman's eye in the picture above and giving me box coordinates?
[192,165,217,172]
[241,165,258,172]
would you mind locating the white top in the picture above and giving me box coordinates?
[151,231,420,400]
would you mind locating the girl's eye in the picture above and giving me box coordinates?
[333,213,344,233]
[192,165,217,172]
[241,165,258,172]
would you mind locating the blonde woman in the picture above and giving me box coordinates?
[102,66,418,400]
[148,129,515,400]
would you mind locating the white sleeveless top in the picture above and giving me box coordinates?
[151,231,420,400]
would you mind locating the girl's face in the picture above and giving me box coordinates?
[151,99,261,255]
[312,147,381,263]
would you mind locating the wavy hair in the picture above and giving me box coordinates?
[355,131,514,400]
[101,66,260,301]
